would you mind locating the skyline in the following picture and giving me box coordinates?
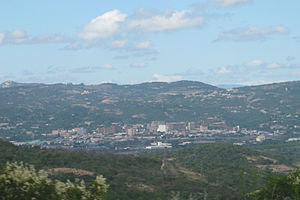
[0,0,299,85]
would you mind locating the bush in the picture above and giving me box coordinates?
[247,168,300,200]
[0,162,108,200]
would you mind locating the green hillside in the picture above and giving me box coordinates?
[154,143,298,199]
[248,141,300,164]
[0,140,296,199]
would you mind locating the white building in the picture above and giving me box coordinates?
[157,125,168,133]
[256,135,265,142]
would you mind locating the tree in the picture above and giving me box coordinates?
[247,168,300,200]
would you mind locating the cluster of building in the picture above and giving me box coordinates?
[48,127,87,137]
[8,119,290,152]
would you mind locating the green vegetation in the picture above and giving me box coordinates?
[154,144,278,199]
[1,81,300,199]
[0,162,108,200]
[1,80,300,140]
[0,139,190,199]
[249,141,300,164]
[0,139,298,199]
[247,168,300,200]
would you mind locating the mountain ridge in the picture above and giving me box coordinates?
[2,79,300,89]
[0,79,300,139]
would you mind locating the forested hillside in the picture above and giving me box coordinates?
[0,140,297,199]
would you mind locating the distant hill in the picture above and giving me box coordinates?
[0,139,296,200]
[0,80,300,139]
[0,80,40,88]
[216,84,246,89]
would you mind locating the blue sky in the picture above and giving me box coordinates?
[0,0,299,85]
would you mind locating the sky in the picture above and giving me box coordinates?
[0,0,299,86]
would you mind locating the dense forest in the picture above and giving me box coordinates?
[1,139,299,199]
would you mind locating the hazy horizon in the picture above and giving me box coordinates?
[1,79,298,88]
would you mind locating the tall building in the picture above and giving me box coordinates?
[166,122,186,131]
[157,125,168,133]
[187,122,196,131]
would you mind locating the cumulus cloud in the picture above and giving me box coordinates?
[217,26,289,41]
[78,10,128,40]
[1,8,205,48]
[152,74,182,82]
[213,0,252,7]
[135,41,151,49]
[128,10,204,32]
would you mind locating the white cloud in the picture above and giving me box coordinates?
[102,64,113,69]
[47,66,67,74]
[286,56,296,61]
[111,39,128,48]
[78,10,128,40]
[8,30,28,43]
[100,80,113,84]
[237,80,274,86]
[244,59,300,69]
[135,41,151,49]
[218,26,289,41]
[217,66,230,74]
[246,59,264,67]
[63,43,83,51]
[128,10,204,32]
[0,33,4,44]
[244,60,300,69]
[214,0,252,7]
[0,30,69,45]
[152,74,182,82]
[70,65,114,73]
[274,26,289,33]
[131,62,146,68]
[267,62,280,69]
[10,30,27,38]
[32,34,68,43]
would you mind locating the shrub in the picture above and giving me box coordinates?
[247,168,300,200]
[0,162,108,200]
